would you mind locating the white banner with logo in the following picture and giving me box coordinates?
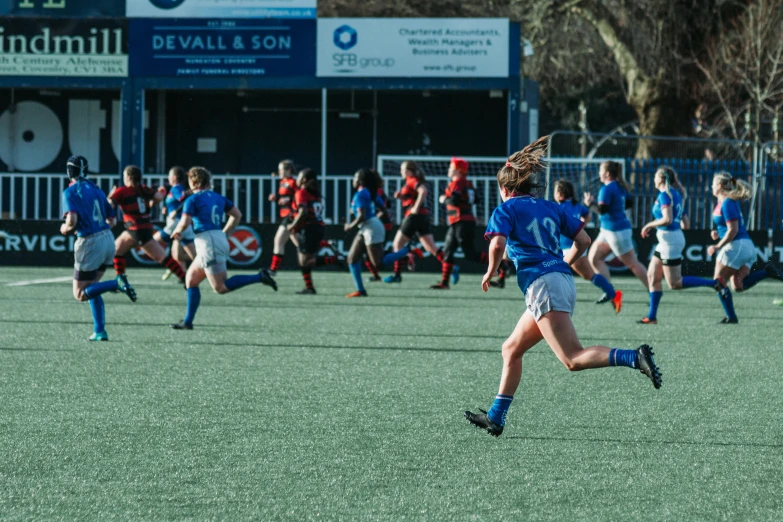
[316,18,510,78]
[127,0,316,19]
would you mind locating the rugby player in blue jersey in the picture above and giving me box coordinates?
[554,179,621,312]
[344,168,386,298]
[170,167,277,330]
[704,172,783,323]
[155,166,196,280]
[586,161,648,305]
[60,156,136,341]
[464,138,662,438]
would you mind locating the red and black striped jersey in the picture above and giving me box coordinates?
[292,188,325,229]
[399,175,429,217]
[277,177,297,218]
[444,177,476,225]
[109,185,156,230]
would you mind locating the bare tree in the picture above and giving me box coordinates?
[693,0,783,146]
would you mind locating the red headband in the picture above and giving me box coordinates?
[505,162,513,168]
[450,157,469,174]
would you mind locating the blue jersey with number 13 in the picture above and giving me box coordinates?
[182,190,235,234]
[485,196,585,293]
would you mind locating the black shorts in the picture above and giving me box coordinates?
[129,228,155,246]
[278,215,293,228]
[400,214,432,238]
[296,224,324,254]
[653,250,683,266]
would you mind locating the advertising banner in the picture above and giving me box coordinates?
[0,0,125,17]
[126,0,316,19]
[316,18,510,78]
[0,18,128,77]
[129,18,315,77]
[2,222,782,277]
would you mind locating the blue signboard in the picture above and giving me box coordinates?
[129,18,315,77]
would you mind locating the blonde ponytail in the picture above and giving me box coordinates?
[713,171,752,201]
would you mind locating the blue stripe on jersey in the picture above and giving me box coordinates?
[61,179,113,237]
[713,198,750,241]
[652,189,684,231]
[597,181,631,232]
[485,196,584,294]
[182,190,235,234]
[557,200,590,251]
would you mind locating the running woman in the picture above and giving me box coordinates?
[703,172,783,323]
[268,159,299,275]
[287,168,334,295]
[365,169,393,282]
[586,161,648,305]
[638,167,696,324]
[170,166,277,330]
[464,137,662,438]
[155,166,196,280]
[554,179,621,312]
[431,157,488,289]
[344,169,386,297]
[60,156,136,341]
[109,165,187,284]
[382,161,440,284]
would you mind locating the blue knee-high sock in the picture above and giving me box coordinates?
[382,246,411,266]
[184,287,201,326]
[224,273,262,292]
[487,394,513,426]
[89,296,105,334]
[681,276,716,289]
[717,286,737,320]
[742,270,767,291]
[349,262,366,293]
[609,348,638,369]
[84,279,119,299]
[648,291,663,320]
[590,274,615,298]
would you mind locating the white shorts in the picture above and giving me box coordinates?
[74,229,115,274]
[655,229,685,261]
[525,272,577,321]
[595,228,634,257]
[194,229,229,275]
[162,217,195,243]
[717,238,757,270]
[359,217,385,246]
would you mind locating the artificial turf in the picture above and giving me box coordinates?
[0,266,781,520]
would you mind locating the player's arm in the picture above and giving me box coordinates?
[344,207,367,232]
[410,185,427,214]
[223,206,242,235]
[708,220,738,256]
[287,207,306,232]
[172,213,192,240]
[641,205,672,238]
[482,235,506,292]
[564,229,591,265]
[60,212,77,235]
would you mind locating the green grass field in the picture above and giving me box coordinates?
[1,266,781,520]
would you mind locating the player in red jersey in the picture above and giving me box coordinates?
[432,157,490,289]
[108,165,187,284]
[287,168,338,294]
[381,161,440,284]
[268,159,299,274]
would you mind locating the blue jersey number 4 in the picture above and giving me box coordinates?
[92,200,104,223]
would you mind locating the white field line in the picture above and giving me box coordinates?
[7,276,73,287]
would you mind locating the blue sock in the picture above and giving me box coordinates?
[590,274,615,298]
[349,262,366,293]
[486,394,513,426]
[224,273,262,292]
[717,286,737,320]
[742,270,767,291]
[648,291,662,320]
[84,279,119,299]
[184,287,201,326]
[89,296,105,333]
[609,348,638,369]
[681,276,716,289]
[382,246,411,266]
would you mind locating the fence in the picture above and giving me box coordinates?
[2,133,782,229]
